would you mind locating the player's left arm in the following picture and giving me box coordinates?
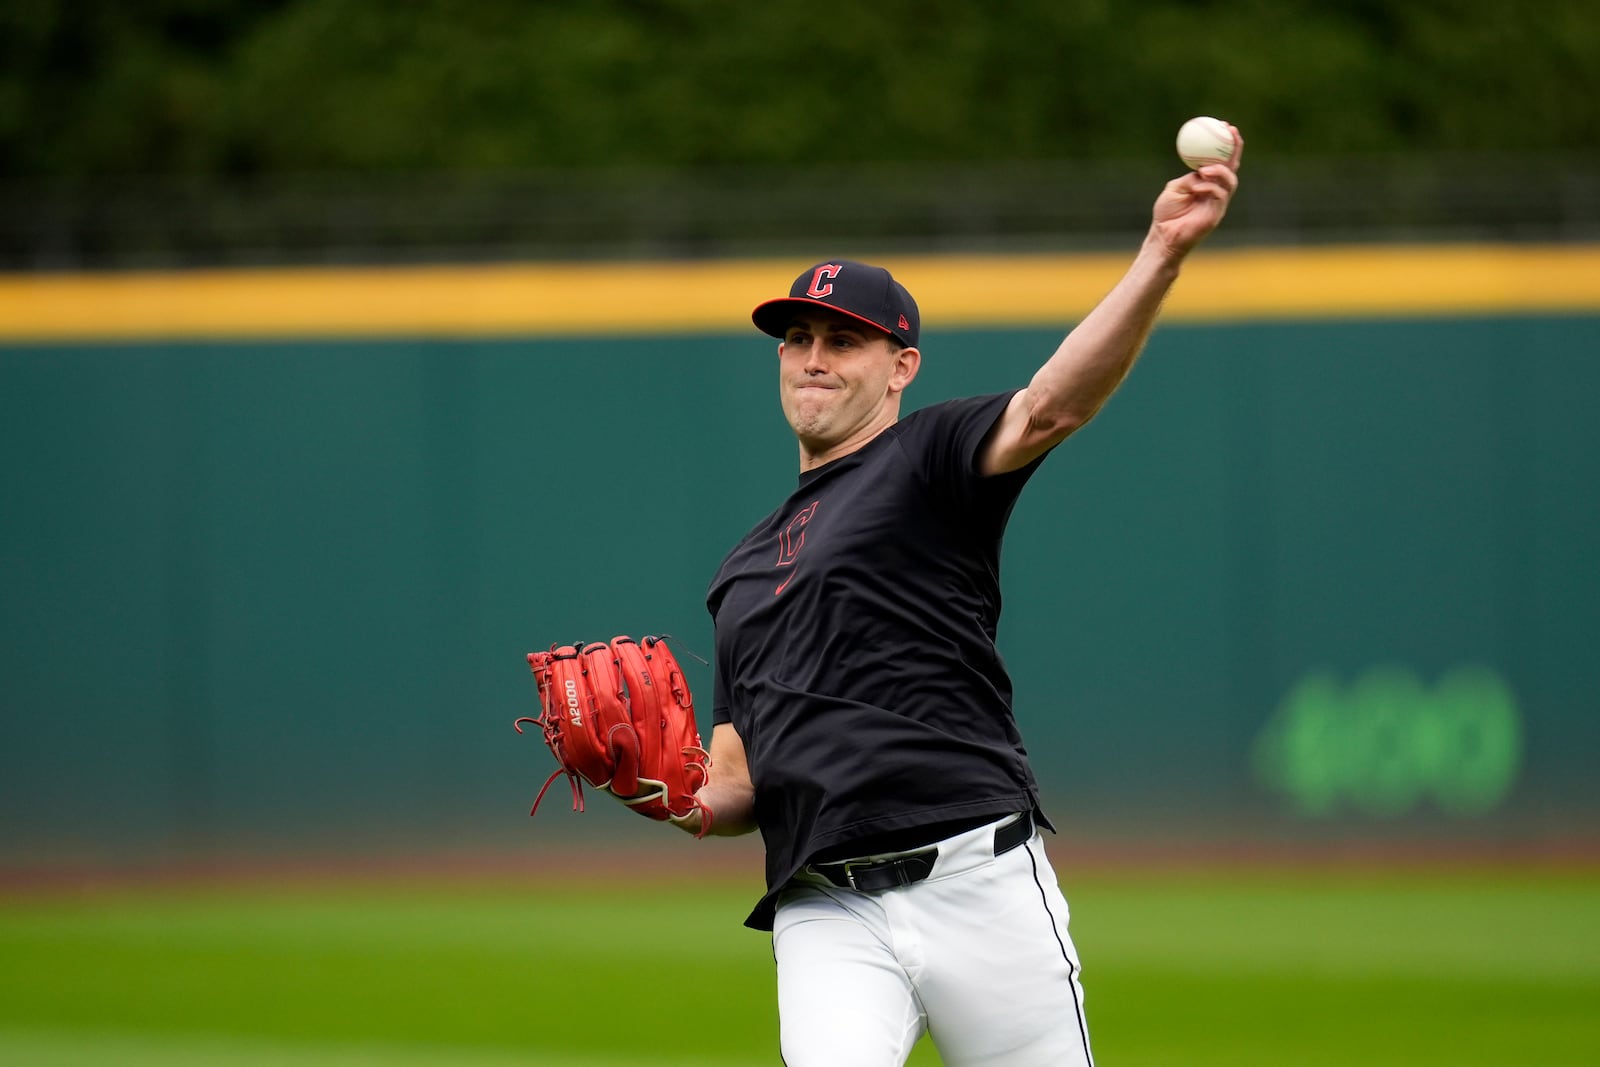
[980,126,1244,477]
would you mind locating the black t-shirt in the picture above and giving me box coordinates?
[706,391,1055,930]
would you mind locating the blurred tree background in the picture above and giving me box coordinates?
[2,0,1596,267]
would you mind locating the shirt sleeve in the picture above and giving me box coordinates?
[897,391,1051,514]
[711,618,734,726]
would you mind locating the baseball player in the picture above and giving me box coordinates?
[675,129,1243,1066]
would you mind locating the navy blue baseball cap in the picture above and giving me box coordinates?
[752,259,920,348]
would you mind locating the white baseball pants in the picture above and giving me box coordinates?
[772,814,1094,1067]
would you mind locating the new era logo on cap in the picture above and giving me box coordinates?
[752,260,920,348]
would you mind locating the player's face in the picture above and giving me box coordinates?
[777,315,917,459]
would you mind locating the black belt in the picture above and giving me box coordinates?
[809,811,1033,893]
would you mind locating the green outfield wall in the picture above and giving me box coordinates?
[3,253,1598,866]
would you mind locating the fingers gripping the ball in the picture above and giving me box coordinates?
[1153,118,1243,254]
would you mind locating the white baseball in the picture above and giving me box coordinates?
[1175,116,1235,170]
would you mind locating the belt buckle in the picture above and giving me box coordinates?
[841,859,872,891]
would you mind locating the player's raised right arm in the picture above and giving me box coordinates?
[679,722,758,837]
[980,125,1244,477]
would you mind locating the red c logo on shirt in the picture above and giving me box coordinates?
[806,264,842,299]
[775,500,820,595]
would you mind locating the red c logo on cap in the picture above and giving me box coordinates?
[807,264,842,299]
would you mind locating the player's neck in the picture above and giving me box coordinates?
[797,416,898,473]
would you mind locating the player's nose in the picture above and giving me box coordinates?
[784,339,827,372]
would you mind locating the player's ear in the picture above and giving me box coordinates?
[888,346,921,394]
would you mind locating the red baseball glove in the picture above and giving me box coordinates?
[517,635,712,837]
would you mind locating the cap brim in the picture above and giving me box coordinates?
[752,298,895,342]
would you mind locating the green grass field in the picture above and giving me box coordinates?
[2,864,1596,1065]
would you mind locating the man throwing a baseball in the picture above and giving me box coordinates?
[676,128,1243,1066]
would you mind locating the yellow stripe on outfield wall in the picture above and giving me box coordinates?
[2,244,1598,341]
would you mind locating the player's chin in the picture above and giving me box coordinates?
[784,409,825,440]
[783,394,834,432]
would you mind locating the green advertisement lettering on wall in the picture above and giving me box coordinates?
[1252,665,1522,819]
